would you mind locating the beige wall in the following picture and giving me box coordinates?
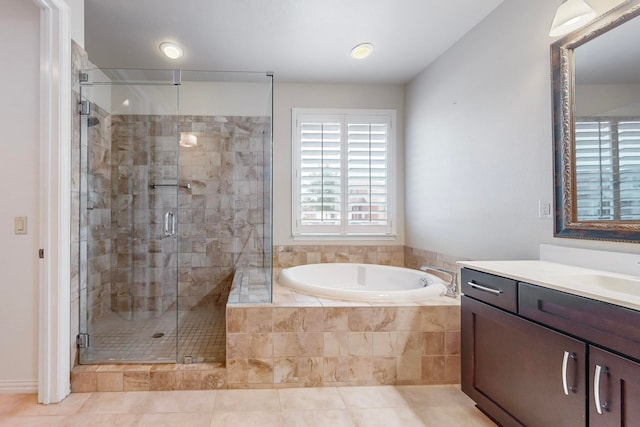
[405,0,640,261]
[0,0,40,390]
[273,83,405,247]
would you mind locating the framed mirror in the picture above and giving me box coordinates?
[552,0,640,242]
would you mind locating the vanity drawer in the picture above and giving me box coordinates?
[461,268,518,313]
[519,282,640,362]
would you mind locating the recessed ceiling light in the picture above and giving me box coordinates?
[159,42,184,59]
[350,42,374,60]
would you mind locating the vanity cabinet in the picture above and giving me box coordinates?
[461,268,640,427]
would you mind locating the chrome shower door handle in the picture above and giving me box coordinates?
[163,211,175,237]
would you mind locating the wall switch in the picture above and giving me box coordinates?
[538,201,552,219]
[15,216,28,234]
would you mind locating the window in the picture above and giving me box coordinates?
[292,108,396,238]
[575,118,640,220]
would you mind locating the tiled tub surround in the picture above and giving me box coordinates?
[225,284,461,389]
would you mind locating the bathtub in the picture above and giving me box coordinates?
[278,263,448,302]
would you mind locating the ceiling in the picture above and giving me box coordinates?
[84,0,504,84]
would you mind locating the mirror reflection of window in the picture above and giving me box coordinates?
[573,14,640,222]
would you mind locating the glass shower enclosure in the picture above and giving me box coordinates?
[77,68,272,364]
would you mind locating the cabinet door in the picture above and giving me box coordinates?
[590,346,640,427]
[462,296,586,427]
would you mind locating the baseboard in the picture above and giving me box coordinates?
[0,379,38,394]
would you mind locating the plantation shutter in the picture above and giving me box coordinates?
[347,119,389,228]
[293,109,395,237]
[299,119,342,227]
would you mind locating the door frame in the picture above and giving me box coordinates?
[34,0,71,404]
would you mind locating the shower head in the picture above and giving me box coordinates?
[87,116,100,127]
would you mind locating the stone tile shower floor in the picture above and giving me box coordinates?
[81,309,226,364]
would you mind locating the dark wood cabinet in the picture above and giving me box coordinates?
[461,267,640,427]
[462,296,586,427]
[589,346,640,427]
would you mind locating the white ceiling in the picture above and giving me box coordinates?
[85,0,504,84]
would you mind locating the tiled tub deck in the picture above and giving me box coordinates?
[71,283,460,392]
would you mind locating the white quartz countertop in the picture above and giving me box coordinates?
[458,260,640,312]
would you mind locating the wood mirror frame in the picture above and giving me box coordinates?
[552,0,640,242]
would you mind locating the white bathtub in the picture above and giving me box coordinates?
[278,263,447,302]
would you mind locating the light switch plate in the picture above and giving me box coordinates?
[15,216,27,234]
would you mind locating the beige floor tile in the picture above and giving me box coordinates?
[214,389,280,411]
[349,407,426,427]
[137,412,213,427]
[279,387,345,410]
[79,391,152,414]
[9,392,92,416]
[0,394,32,415]
[211,410,284,427]
[414,405,496,427]
[141,390,216,413]
[281,409,356,427]
[0,415,67,427]
[396,384,475,407]
[338,386,408,408]
[63,413,142,427]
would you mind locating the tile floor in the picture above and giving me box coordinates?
[0,384,496,427]
[81,310,226,364]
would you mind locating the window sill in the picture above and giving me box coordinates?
[292,234,398,241]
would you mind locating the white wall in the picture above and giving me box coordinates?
[0,0,40,391]
[405,0,640,261]
[273,83,405,246]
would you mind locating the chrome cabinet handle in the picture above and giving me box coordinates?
[594,364,608,415]
[467,281,503,296]
[562,351,576,395]
[170,211,176,236]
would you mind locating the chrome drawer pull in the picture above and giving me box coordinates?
[594,364,608,415]
[467,281,503,296]
[562,351,576,395]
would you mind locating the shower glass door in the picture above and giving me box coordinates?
[78,68,180,363]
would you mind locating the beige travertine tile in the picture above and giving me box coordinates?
[372,332,398,357]
[64,413,142,427]
[422,356,446,383]
[397,353,422,381]
[149,371,176,391]
[273,307,301,332]
[323,307,349,331]
[323,357,350,382]
[246,308,273,333]
[372,307,397,331]
[372,357,397,385]
[348,356,373,381]
[123,372,150,391]
[412,405,496,426]
[422,307,448,332]
[273,332,323,357]
[445,355,462,383]
[348,307,373,331]
[423,331,445,356]
[96,372,124,392]
[71,372,97,392]
[445,331,461,355]
[248,358,273,384]
[348,332,373,357]
[299,307,324,331]
[396,306,422,331]
[137,412,213,427]
[226,333,250,358]
[139,390,216,413]
[226,359,248,384]
[0,415,67,427]
[248,333,273,358]
[324,332,349,357]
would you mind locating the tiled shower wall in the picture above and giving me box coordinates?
[104,114,270,314]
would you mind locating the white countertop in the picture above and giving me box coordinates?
[458,260,640,311]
